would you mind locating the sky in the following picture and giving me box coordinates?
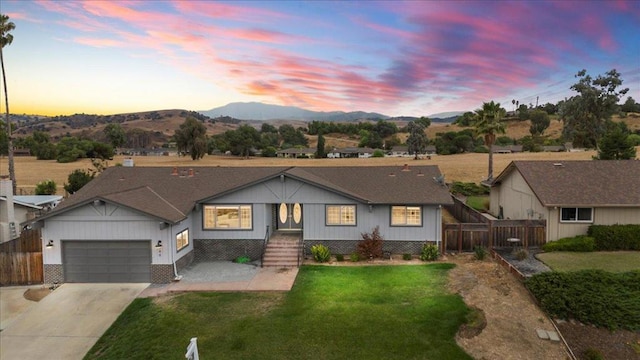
[1,0,639,117]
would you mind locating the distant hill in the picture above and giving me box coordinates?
[199,102,388,121]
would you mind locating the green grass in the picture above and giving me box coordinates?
[86,264,471,360]
[465,196,489,211]
[537,251,640,272]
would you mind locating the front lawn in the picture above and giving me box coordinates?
[536,251,640,272]
[86,264,471,360]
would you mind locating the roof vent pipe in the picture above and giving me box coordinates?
[188,168,194,177]
[401,164,410,171]
[171,167,178,176]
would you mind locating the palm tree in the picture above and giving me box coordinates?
[473,101,506,182]
[1,14,16,194]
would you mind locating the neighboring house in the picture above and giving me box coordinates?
[0,178,37,241]
[489,160,640,241]
[542,145,565,152]
[491,145,523,154]
[34,164,452,284]
[338,147,375,158]
[276,148,316,158]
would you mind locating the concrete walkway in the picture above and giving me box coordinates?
[0,283,148,360]
[139,262,299,297]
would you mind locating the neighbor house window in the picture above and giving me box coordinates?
[326,205,356,225]
[176,229,189,251]
[560,207,593,222]
[391,206,422,226]
[203,205,252,229]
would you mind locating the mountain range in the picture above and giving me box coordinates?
[199,102,463,122]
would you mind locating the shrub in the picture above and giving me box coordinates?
[35,179,57,195]
[350,252,360,262]
[372,149,385,157]
[542,235,595,252]
[310,244,331,263]
[525,270,640,330]
[473,245,487,260]
[64,169,94,194]
[420,244,439,261]
[357,226,384,259]
[402,253,412,261]
[233,255,250,264]
[583,348,604,360]
[515,249,528,261]
[335,254,344,262]
[450,181,489,196]
[588,224,640,251]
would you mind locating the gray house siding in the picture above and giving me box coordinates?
[191,176,442,258]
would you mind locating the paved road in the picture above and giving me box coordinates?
[0,283,148,360]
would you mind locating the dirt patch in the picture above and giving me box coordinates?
[447,254,568,360]
[23,288,51,302]
[556,320,640,360]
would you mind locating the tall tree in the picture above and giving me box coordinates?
[316,132,325,158]
[560,69,629,148]
[103,123,126,148]
[529,109,550,136]
[473,101,506,182]
[406,121,428,159]
[596,122,637,160]
[1,14,16,194]
[174,117,207,160]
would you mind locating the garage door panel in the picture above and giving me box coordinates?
[63,241,151,283]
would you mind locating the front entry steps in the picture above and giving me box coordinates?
[262,231,302,268]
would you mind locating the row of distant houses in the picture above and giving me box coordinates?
[276,146,438,159]
[277,144,582,158]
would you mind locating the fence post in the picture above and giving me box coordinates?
[524,220,529,248]
[457,223,462,253]
[488,220,493,249]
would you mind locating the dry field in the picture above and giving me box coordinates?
[0,148,615,195]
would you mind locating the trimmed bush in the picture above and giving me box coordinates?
[335,254,344,262]
[420,244,439,261]
[350,252,360,262]
[310,244,331,263]
[542,235,595,252]
[525,270,640,330]
[402,253,412,261]
[233,255,250,264]
[588,224,640,251]
[450,181,489,196]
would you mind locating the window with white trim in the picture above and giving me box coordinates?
[176,229,189,251]
[203,205,252,229]
[326,205,356,225]
[560,207,593,222]
[391,206,422,226]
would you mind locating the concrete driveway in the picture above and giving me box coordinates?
[0,283,148,360]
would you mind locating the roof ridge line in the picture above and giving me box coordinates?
[145,186,186,218]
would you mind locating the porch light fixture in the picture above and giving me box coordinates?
[155,240,163,248]
[45,240,54,248]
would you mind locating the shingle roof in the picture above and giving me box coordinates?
[47,165,452,223]
[493,160,640,207]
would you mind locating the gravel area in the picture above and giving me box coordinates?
[179,261,260,283]
[493,247,552,276]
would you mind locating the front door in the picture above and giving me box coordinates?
[277,203,302,230]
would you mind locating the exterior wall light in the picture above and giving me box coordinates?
[45,240,54,248]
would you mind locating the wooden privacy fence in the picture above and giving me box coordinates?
[0,229,43,286]
[0,252,43,286]
[443,220,546,253]
[445,196,490,224]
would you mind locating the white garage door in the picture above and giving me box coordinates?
[63,241,151,283]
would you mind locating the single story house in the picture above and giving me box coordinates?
[387,146,436,157]
[276,148,316,158]
[327,147,375,158]
[491,145,523,154]
[35,164,452,284]
[489,160,640,241]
